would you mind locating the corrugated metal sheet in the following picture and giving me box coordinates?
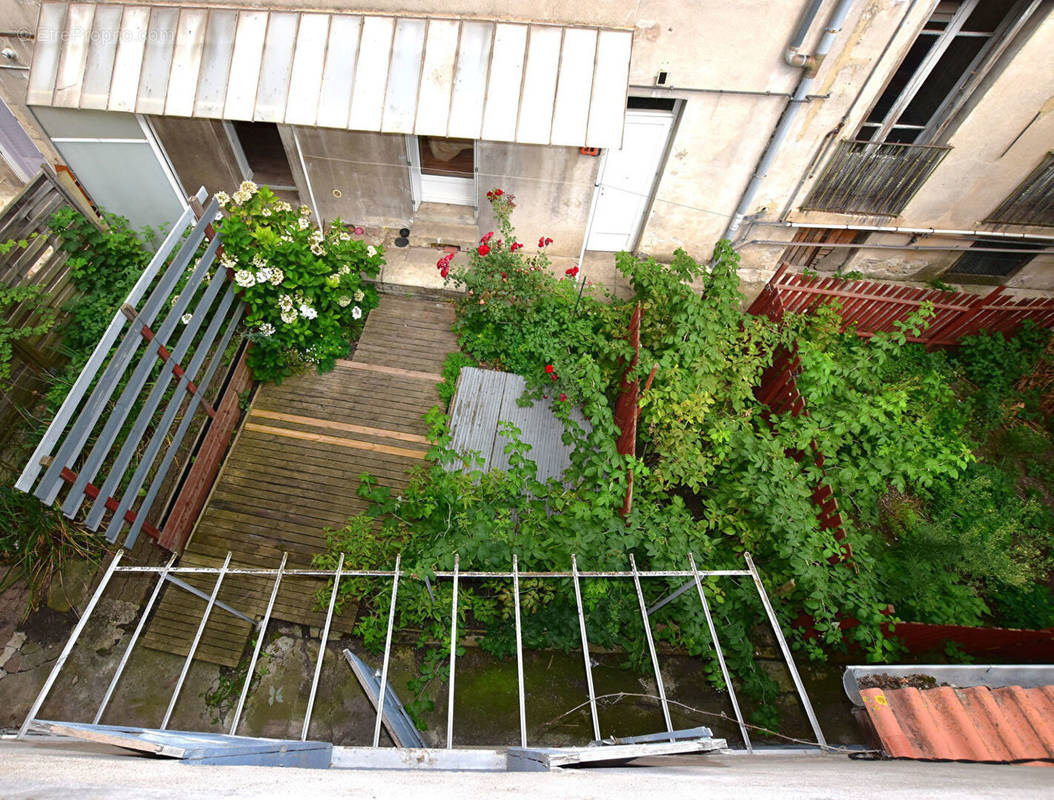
[446,367,591,482]
[29,3,632,148]
[860,685,1054,765]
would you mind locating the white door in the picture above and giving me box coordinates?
[587,109,675,252]
[408,136,475,207]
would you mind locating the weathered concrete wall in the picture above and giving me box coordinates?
[149,117,243,199]
[1,0,1050,291]
[476,142,599,258]
[294,128,412,228]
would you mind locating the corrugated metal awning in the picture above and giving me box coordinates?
[28,3,633,148]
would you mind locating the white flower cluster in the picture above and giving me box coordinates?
[268,267,284,285]
[354,289,364,302]
[261,207,272,217]
[299,205,311,216]
[234,269,256,288]
[255,266,273,284]
[276,201,292,212]
[215,191,230,208]
[181,313,193,325]
[220,253,237,270]
[338,231,351,242]
[257,322,275,336]
[298,217,310,230]
[338,264,351,276]
[299,303,318,320]
[252,255,267,267]
[367,245,377,257]
[352,305,362,320]
[338,295,352,307]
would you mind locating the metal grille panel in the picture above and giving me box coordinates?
[801,139,951,216]
[986,153,1054,228]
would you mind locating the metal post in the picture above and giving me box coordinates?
[512,554,527,748]
[18,550,124,739]
[688,553,752,752]
[446,554,459,749]
[230,553,287,736]
[161,552,231,730]
[744,552,827,747]
[93,553,176,725]
[571,554,601,742]
[372,553,401,748]
[164,574,257,626]
[629,554,674,739]
[302,552,343,741]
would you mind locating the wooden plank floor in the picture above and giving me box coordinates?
[141,295,458,667]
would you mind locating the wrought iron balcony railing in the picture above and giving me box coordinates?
[801,139,952,216]
[985,153,1054,228]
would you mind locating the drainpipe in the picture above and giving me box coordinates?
[722,0,856,243]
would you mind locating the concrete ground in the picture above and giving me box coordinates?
[0,742,1051,799]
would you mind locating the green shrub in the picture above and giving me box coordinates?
[215,183,383,382]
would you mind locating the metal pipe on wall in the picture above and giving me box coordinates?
[722,0,857,243]
[738,239,1054,256]
[756,220,1054,243]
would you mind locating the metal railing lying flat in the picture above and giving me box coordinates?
[801,139,952,217]
[16,551,827,753]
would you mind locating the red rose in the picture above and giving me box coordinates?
[565,266,580,277]
[551,374,558,382]
[501,272,507,280]
[559,393,567,402]
[440,266,449,278]
[481,231,494,244]
[538,236,553,247]
[511,242,523,251]
[477,244,490,256]
[544,364,554,374]
[495,189,504,196]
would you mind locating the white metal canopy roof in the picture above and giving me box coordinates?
[28,3,633,147]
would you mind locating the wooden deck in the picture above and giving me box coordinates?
[141,295,458,667]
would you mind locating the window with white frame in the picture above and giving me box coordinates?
[859,0,1038,145]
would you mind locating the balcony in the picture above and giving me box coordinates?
[801,139,952,217]
[985,153,1054,228]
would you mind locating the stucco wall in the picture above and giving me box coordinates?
[476,142,599,258]
[1,0,1051,291]
[293,128,412,227]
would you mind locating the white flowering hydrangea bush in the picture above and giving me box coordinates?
[214,183,382,382]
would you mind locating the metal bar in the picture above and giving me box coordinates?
[744,552,827,748]
[15,201,198,493]
[646,578,696,616]
[93,553,176,725]
[629,553,674,739]
[741,240,1054,256]
[512,554,527,748]
[100,281,235,539]
[230,553,287,736]
[63,233,223,518]
[17,551,124,739]
[35,200,217,505]
[688,552,751,752]
[446,554,459,749]
[372,553,401,748]
[161,551,231,730]
[302,552,343,741]
[124,303,244,547]
[571,554,601,742]
[163,574,256,627]
[111,566,754,578]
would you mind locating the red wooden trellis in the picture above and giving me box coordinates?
[748,264,1054,570]
[748,263,1054,345]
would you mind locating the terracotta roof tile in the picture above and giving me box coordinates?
[860,685,1054,765]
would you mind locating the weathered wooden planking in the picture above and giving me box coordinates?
[142,296,457,666]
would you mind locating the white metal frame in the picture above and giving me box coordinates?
[17,550,827,752]
[406,135,476,209]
